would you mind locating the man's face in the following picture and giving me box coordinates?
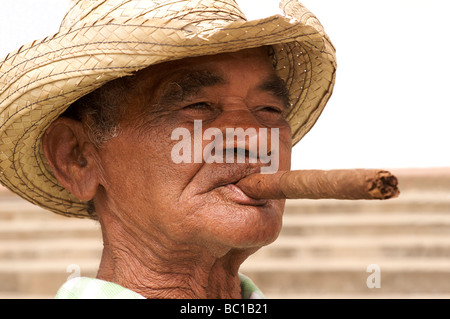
[96,48,292,254]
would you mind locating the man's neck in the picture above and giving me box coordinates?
[95,215,254,299]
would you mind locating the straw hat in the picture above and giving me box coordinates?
[0,0,336,218]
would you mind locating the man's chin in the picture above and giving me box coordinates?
[201,200,284,249]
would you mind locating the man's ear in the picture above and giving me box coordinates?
[42,117,101,201]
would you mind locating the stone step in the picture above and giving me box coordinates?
[2,291,450,300]
[284,194,450,215]
[0,220,101,240]
[1,291,450,300]
[4,235,450,261]
[264,292,450,299]
[1,192,449,223]
[0,199,83,221]
[0,201,61,221]
[392,167,450,191]
[0,259,99,295]
[280,213,450,236]
[2,257,450,296]
[2,212,449,240]
[3,199,448,222]
[0,168,448,298]
[0,186,18,198]
[252,235,450,259]
[0,238,103,260]
[0,292,55,299]
[240,258,450,295]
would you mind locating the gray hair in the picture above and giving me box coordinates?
[62,76,134,147]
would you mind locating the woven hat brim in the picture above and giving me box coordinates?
[0,14,336,218]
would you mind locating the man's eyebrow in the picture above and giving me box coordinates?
[158,69,225,105]
[258,75,291,109]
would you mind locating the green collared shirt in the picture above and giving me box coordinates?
[55,273,265,299]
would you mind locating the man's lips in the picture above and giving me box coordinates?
[219,183,268,206]
[196,163,257,190]
[194,163,269,206]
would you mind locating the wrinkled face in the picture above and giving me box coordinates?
[98,48,292,253]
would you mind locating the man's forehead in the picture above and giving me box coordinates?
[141,46,273,82]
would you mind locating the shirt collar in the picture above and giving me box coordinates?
[55,273,265,299]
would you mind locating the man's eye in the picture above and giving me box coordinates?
[258,106,283,114]
[183,102,211,110]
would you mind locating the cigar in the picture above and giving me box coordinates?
[236,169,400,200]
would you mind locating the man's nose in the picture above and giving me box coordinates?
[208,108,276,161]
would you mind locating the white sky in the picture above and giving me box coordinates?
[1,0,449,170]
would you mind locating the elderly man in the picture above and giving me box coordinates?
[0,0,336,299]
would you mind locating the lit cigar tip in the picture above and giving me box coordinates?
[367,171,400,199]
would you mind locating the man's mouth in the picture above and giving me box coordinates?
[199,163,269,206]
[219,183,268,206]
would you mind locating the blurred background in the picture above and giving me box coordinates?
[0,0,449,298]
